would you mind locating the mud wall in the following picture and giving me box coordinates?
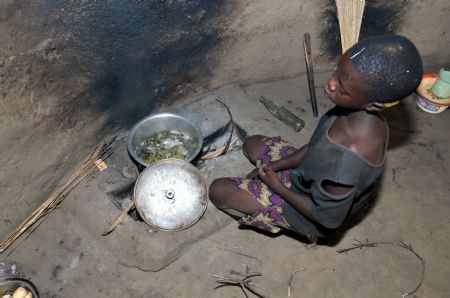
[213,0,450,85]
[1,0,449,239]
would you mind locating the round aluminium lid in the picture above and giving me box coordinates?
[134,159,208,231]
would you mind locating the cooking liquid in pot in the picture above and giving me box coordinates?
[135,130,198,164]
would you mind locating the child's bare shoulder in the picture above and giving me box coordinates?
[329,113,387,164]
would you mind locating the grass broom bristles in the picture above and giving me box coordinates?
[336,0,365,53]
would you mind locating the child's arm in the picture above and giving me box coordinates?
[258,165,314,219]
[259,166,354,228]
[247,144,308,178]
[270,144,308,172]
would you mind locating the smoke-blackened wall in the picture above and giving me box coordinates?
[321,0,412,58]
[18,1,228,127]
[55,1,229,126]
[0,0,232,237]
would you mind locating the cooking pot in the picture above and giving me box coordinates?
[0,278,39,298]
[104,159,207,233]
[134,159,208,231]
[127,113,203,167]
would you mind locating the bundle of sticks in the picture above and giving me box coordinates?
[0,142,112,253]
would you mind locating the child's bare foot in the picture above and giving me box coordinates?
[304,235,318,248]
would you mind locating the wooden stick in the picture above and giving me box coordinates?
[102,200,135,236]
[0,144,107,253]
[200,138,238,160]
[303,32,318,117]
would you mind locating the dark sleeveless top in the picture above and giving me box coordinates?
[284,107,388,237]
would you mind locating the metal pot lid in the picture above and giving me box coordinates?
[134,159,208,231]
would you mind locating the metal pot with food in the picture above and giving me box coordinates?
[103,113,207,234]
[127,113,203,167]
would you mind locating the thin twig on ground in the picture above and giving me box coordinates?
[337,239,425,297]
[209,265,267,298]
[287,267,305,298]
[215,97,235,156]
[218,246,261,262]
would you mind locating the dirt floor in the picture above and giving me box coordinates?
[1,73,449,297]
[2,2,450,297]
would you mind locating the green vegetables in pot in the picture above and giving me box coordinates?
[135,130,197,165]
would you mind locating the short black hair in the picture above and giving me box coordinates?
[347,34,423,102]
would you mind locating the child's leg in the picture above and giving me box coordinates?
[210,176,290,233]
[209,177,263,217]
[243,135,298,184]
[209,135,298,233]
[242,134,269,164]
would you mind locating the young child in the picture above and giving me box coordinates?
[209,35,423,240]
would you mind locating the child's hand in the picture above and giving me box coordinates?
[257,165,280,188]
[247,160,263,179]
[246,168,259,179]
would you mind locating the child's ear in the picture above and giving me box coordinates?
[365,101,385,112]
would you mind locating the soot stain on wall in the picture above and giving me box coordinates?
[47,1,230,128]
[320,0,410,59]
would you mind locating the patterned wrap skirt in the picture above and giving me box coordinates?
[231,136,298,233]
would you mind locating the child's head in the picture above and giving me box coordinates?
[325,34,423,111]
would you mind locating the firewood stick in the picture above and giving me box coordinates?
[303,32,318,117]
[102,200,136,236]
[200,138,238,160]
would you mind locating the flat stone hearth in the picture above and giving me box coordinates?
[44,84,312,271]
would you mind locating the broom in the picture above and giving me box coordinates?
[335,0,365,53]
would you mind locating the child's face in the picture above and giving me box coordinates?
[325,54,368,109]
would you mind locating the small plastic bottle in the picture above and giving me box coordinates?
[432,69,450,98]
[259,96,305,132]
